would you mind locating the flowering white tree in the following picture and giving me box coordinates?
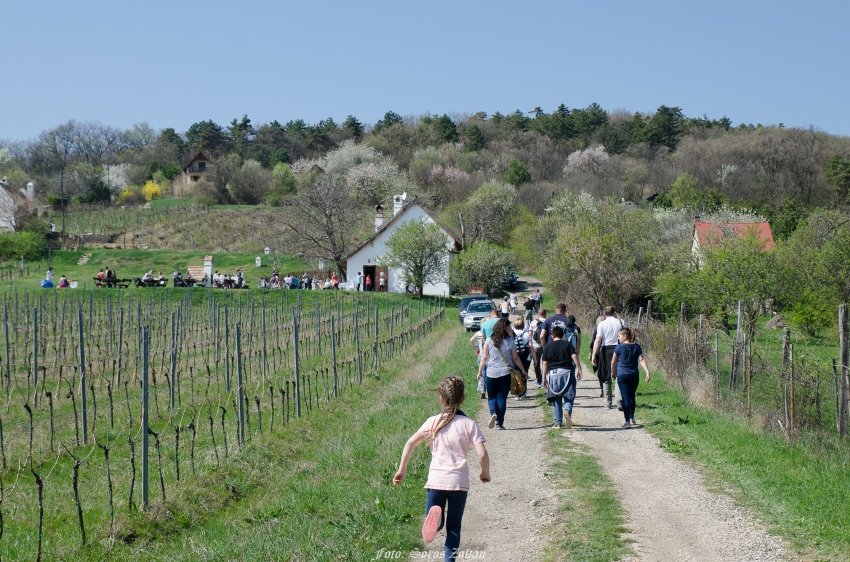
[562,145,610,176]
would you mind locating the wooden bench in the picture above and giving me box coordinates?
[93,277,132,288]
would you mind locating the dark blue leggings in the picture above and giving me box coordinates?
[485,375,511,425]
[617,372,639,421]
[426,489,468,562]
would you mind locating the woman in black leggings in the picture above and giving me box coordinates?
[611,327,650,429]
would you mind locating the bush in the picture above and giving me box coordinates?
[449,242,515,295]
[0,231,46,260]
[142,180,164,201]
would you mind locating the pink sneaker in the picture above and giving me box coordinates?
[422,505,442,543]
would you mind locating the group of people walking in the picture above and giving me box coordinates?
[395,295,651,562]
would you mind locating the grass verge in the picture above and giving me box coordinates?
[538,393,632,562]
[637,375,850,560]
[94,315,472,561]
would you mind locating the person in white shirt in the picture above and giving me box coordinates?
[379,271,385,292]
[592,306,624,408]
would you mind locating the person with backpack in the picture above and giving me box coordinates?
[542,325,583,428]
[512,317,532,400]
[611,327,650,428]
[539,303,581,358]
[532,289,542,313]
[529,309,547,388]
[523,295,535,322]
[476,318,527,430]
[393,376,490,561]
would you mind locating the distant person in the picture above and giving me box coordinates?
[592,306,623,409]
[529,308,547,388]
[523,295,535,322]
[365,274,372,292]
[356,272,363,291]
[46,267,54,283]
[379,271,385,292]
[532,289,542,312]
[332,272,339,290]
[393,376,490,562]
[499,297,510,319]
[97,269,105,281]
[509,293,517,315]
[236,269,244,288]
[513,316,532,400]
[542,325,582,429]
[58,275,69,288]
[611,327,650,428]
[539,303,580,353]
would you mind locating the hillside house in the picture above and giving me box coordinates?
[343,196,462,295]
[182,152,214,185]
[0,177,35,230]
[692,220,775,266]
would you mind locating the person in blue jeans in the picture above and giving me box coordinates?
[611,327,651,428]
[476,318,527,430]
[542,325,583,428]
[394,377,490,562]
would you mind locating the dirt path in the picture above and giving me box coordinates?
[568,370,787,562]
[423,383,556,561]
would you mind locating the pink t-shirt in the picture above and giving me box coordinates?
[419,412,486,491]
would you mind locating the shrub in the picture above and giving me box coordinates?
[142,180,164,201]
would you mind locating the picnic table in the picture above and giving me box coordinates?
[93,277,132,288]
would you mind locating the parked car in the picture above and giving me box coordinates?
[459,294,490,323]
[463,300,495,332]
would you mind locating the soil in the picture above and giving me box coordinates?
[421,347,788,561]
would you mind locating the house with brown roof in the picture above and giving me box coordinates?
[343,195,463,295]
[692,220,775,265]
[182,152,214,185]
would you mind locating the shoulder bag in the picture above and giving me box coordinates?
[494,342,526,396]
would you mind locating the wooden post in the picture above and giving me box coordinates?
[838,304,850,438]
[789,343,795,433]
[32,308,38,407]
[142,326,149,511]
[331,315,338,398]
[355,311,362,384]
[78,306,87,442]
[236,322,245,446]
[293,313,301,418]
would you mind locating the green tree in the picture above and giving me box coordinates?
[185,120,228,154]
[228,114,255,158]
[378,218,449,296]
[825,154,850,201]
[462,181,518,246]
[343,115,364,139]
[464,124,485,152]
[668,173,701,209]
[372,111,403,134]
[449,242,514,295]
[433,114,459,143]
[645,105,683,150]
[502,159,531,186]
[267,162,296,206]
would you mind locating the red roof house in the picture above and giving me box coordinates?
[692,221,775,265]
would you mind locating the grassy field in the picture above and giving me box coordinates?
[1,249,311,290]
[96,310,469,561]
[635,374,850,560]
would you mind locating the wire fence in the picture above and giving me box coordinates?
[627,302,850,440]
[0,286,447,559]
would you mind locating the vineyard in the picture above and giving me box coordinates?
[0,286,445,560]
[51,201,296,254]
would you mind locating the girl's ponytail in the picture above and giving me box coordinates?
[430,377,465,444]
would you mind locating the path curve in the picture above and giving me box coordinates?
[568,370,787,561]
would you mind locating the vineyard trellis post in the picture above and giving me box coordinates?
[170,311,177,411]
[236,322,245,446]
[373,305,379,370]
[78,306,88,443]
[331,315,338,398]
[293,313,301,418]
[839,304,849,438]
[142,325,149,511]
[355,310,362,384]
[32,307,38,407]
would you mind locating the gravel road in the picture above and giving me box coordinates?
[568,371,788,562]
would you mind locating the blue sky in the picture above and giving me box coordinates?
[2,0,848,140]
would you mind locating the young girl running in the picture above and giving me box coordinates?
[393,377,490,562]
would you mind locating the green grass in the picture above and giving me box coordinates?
[537,394,632,561]
[40,314,471,560]
[2,249,310,289]
[636,375,850,560]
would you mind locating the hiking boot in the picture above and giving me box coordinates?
[422,505,442,543]
[488,414,497,429]
[563,411,573,429]
[480,391,486,399]
[618,400,624,412]
[496,424,506,430]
